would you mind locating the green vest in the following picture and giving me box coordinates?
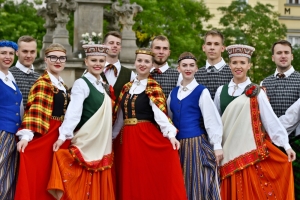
[101,65,132,100]
[76,76,104,130]
[220,84,239,114]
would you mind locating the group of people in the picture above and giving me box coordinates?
[0,29,299,200]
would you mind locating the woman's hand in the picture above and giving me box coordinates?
[286,148,296,162]
[53,139,64,152]
[214,149,224,166]
[17,139,28,153]
[170,137,180,150]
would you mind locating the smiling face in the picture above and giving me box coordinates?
[85,55,106,78]
[44,51,66,78]
[177,59,198,82]
[104,35,122,58]
[229,56,250,83]
[16,41,37,68]
[272,43,293,72]
[0,47,15,73]
[135,54,153,79]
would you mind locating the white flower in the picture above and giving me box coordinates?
[92,32,96,36]
[86,32,89,36]
[98,33,102,37]
[81,34,85,37]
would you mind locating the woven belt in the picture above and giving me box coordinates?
[123,118,151,125]
[51,115,64,122]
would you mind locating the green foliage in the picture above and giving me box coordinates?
[0,0,45,57]
[293,45,300,71]
[131,0,212,66]
[217,1,287,83]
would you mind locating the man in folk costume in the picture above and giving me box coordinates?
[9,35,40,107]
[214,44,296,200]
[261,40,300,199]
[47,44,115,200]
[101,31,136,101]
[150,35,180,98]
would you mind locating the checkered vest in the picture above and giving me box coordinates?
[195,65,232,99]
[9,66,40,107]
[262,71,300,117]
[151,68,179,98]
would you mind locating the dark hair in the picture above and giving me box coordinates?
[103,31,122,44]
[204,30,225,45]
[17,35,36,45]
[271,40,292,54]
[150,35,170,48]
[177,52,197,63]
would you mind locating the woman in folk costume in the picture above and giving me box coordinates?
[47,44,115,200]
[167,52,223,200]
[214,44,296,200]
[15,43,70,200]
[113,48,187,200]
[0,40,21,199]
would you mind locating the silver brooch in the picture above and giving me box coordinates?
[96,80,100,85]
[136,81,140,86]
[182,87,188,91]
[5,77,8,81]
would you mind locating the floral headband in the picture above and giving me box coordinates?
[0,40,18,51]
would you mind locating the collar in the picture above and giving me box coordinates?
[228,77,251,89]
[0,71,15,82]
[205,58,226,70]
[179,78,198,91]
[46,70,64,85]
[274,66,295,78]
[105,60,121,71]
[133,77,147,86]
[84,72,104,84]
[150,62,169,73]
[16,61,34,74]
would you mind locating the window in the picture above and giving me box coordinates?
[288,36,300,46]
[288,0,300,4]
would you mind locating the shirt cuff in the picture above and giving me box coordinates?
[167,132,176,140]
[213,143,222,150]
[284,143,292,151]
[20,134,30,141]
[58,134,66,142]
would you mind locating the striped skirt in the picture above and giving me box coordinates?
[179,134,220,200]
[0,130,18,200]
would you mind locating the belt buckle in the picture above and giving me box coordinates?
[124,118,137,125]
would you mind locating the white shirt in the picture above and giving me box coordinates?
[104,61,136,86]
[167,79,223,150]
[150,62,170,73]
[15,61,35,74]
[260,66,295,85]
[214,78,291,150]
[112,77,177,139]
[177,58,227,86]
[279,98,300,136]
[0,70,23,118]
[16,70,66,141]
[58,72,105,141]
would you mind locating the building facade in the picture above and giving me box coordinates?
[202,0,300,46]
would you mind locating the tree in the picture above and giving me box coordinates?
[217,1,287,83]
[131,0,212,66]
[0,0,45,56]
[293,45,300,71]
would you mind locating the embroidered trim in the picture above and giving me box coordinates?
[69,146,113,172]
[220,97,269,179]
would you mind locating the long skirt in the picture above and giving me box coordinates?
[14,119,70,200]
[179,134,220,200]
[221,139,294,200]
[0,130,18,200]
[47,149,115,200]
[114,121,187,200]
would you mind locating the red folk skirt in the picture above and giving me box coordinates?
[221,139,294,200]
[114,121,187,200]
[15,119,70,200]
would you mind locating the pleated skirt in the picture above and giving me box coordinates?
[221,139,294,200]
[15,119,70,200]
[178,134,220,200]
[0,130,18,200]
[114,121,187,200]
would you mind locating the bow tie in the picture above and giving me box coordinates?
[207,66,217,73]
[152,68,162,74]
[276,73,285,79]
[105,64,118,77]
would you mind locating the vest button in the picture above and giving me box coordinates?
[16,123,19,126]
[16,113,19,116]
[15,92,17,95]
[16,102,18,105]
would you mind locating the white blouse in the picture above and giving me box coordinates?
[16,70,66,141]
[167,79,223,150]
[113,77,177,139]
[214,78,291,150]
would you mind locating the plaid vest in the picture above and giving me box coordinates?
[262,71,300,117]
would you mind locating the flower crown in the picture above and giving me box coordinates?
[81,32,102,45]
